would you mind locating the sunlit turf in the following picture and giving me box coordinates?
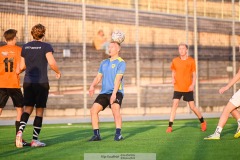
[0,118,239,160]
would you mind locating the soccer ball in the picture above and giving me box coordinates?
[111,30,125,44]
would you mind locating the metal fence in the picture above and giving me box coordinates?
[1,0,240,115]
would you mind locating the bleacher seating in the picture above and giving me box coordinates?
[1,0,240,112]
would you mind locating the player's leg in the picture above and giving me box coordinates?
[111,93,123,141]
[15,107,23,133]
[30,83,49,147]
[231,109,240,138]
[31,107,46,147]
[183,91,207,131]
[9,88,24,135]
[0,88,9,116]
[204,102,236,140]
[89,103,103,141]
[16,83,35,147]
[16,106,33,148]
[205,89,240,139]
[166,95,180,133]
[89,94,108,141]
[188,101,207,131]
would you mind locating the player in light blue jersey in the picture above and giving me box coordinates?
[88,41,126,141]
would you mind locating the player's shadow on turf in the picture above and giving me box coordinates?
[220,125,237,137]
[120,125,157,140]
[170,121,201,133]
[1,129,88,158]
[43,129,91,145]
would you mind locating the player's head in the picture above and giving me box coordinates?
[97,29,104,36]
[31,24,46,40]
[3,29,18,42]
[178,42,188,56]
[109,41,121,56]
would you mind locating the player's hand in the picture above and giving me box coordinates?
[188,85,194,91]
[110,94,116,105]
[89,86,95,97]
[56,73,61,79]
[219,86,229,94]
[172,78,175,84]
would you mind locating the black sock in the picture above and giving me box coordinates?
[32,116,43,140]
[116,128,121,135]
[15,121,20,135]
[169,122,173,127]
[93,129,100,136]
[199,117,204,123]
[19,112,30,132]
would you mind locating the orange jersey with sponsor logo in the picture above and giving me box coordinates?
[0,45,21,88]
[171,56,196,92]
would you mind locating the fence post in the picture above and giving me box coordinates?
[24,0,28,43]
[135,0,141,111]
[82,0,87,116]
[194,0,199,107]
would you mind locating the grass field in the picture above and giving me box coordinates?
[0,118,239,160]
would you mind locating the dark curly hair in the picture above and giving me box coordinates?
[31,24,46,40]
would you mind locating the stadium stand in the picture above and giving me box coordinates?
[1,0,240,116]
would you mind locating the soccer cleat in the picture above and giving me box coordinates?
[204,134,220,140]
[201,121,207,132]
[31,140,46,147]
[114,134,123,141]
[22,140,31,147]
[166,127,172,133]
[234,127,240,138]
[89,135,101,141]
[16,131,23,148]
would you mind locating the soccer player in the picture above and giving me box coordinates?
[15,24,61,148]
[204,69,240,140]
[88,41,126,141]
[166,43,207,133]
[0,29,30,147]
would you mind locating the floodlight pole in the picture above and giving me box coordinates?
[232,0,236,94]
[193,0,199,107]
[24,0,28,43]
[185,0,188,45]
[82,0,87,116]
[135,0,141,111]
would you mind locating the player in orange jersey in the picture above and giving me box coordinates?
[166,43,207,133]
[0,29,30,146]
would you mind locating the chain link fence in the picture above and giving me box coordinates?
[1,0,240,115]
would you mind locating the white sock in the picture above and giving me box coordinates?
[214,126,222,135]
[237,119,240,128]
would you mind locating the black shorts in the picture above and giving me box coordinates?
[23,83,49,108]
[173,91,194,102]
[94,92,123,110]
[0,88,24,108]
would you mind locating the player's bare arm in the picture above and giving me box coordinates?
[219,68,240,94]
[189,72,196,91]
[46,52,61,79]
[171,71,176,84]
[18,57,26,74]
[89,73,102,97]
[110,74,123,104]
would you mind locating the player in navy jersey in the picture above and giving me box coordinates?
[16,24,61,148]
[88,41,126,141]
